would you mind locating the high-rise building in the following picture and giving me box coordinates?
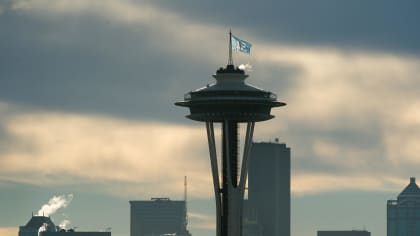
[242,200,262,236]
[19,215,110,236]
[19,215,57,236]
[244,141,290,236]
[41,231,111,236]
[387,177,420,236]
[130,198,191,236]
[317,230,371,236]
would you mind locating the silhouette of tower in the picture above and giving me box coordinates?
[245,141,290,236]
[387,177,420,236]
[175,33,285,236]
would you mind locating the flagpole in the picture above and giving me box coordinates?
[228,30,233,66]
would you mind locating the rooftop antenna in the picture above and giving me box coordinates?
[228,30,233,66]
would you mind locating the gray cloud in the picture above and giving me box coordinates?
[0,8,212,122]
[1,2,419,236]
[286,122,385,175]
[0,0,419,194]
[3,0,417,126]
[157,0,420,54]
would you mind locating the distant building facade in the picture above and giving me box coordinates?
[19,215,110,236]
[243,141,290,236]
[19,215,57,236]
[387,177,420,236]
[242,199,262,236]
[130,198,191,236]
[41,231,111,236]
[317,230,371,236]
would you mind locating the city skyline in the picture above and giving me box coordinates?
[1,1,420,236]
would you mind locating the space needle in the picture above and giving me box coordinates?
[175,32,285,236]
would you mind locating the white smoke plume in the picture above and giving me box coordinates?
[37,194,74,217]
[59,219,71,230]
[38,223,48,236]
[238,63,252,72]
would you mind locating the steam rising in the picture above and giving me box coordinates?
[38,223,47,232]
[238,63,252,72]
[37,194,74,217]
[38,223,48,236]
[59,219,71,230]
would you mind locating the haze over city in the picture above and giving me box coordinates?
[1,1,420,236]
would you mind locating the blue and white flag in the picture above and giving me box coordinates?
[231,35,252,54]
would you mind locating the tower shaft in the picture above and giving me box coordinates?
[222,121,239,188]
[222,121,239,236]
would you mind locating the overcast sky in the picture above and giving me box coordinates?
[1,1,420,236]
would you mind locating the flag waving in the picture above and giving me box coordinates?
[231,35,252,54]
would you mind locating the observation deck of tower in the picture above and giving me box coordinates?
[175,33,285,236]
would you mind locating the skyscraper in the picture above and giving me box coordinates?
[245,141,290,236]
[41,231,111,236]
[19,215,110,236]
[19,215,57,236]
[130,198,191,236]
[387,177,420,236]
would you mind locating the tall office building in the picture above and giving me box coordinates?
[41,231,111,236]
[130,198,191,236]
[245,141,290,236]
[19,215,57,236]
[387,177,420,236]
[317,230,370,236]
[19,215,110,236]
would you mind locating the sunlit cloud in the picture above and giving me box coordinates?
[0,103,213,199]
[4,0,420,197]
[12,0,167,23]
[2,46,420,196]
[251,47,420,194]
[292,174,408,196]
[256,46,420,125]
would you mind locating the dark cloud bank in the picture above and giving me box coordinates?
[158,0,420,54]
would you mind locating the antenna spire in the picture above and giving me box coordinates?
[184,176,187,203]
[184,176,188,228]
[228,30,233,66]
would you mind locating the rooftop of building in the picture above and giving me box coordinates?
[252,139,290,148]
[130,197,186,203]
[21,215,56,229]
[398,177,420,199]
[253,139,286,144]
[387,177,420,206]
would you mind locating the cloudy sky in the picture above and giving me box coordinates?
[1,1,420,236]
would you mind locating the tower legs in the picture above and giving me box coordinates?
[205,121,255,236]
[206,122,222,236]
